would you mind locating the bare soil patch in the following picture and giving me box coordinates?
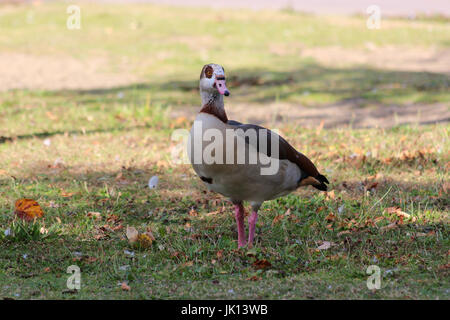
[173,102,450,128]
[0,53,140,91]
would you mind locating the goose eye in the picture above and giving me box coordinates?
[205,66,213,79]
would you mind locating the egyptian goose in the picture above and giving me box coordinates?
[188,63,329,248]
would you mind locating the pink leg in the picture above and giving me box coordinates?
[247,210,258,248]
[234,203,246,248]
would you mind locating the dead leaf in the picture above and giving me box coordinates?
[325,213,335,221]
[126,226,139,244]
[326,190,335,200]
[120,282,130,291]
[438,264,450,270]
[188,208,198,217]
[365,182,379,191]
[381,222,398,232]
[316,206,325,213]
[182,261,194,267]
[87,211,101,220]
[272,214,284,225]
[252,259,272,270]
[246,275,261,281]
[143,229,155,241]
[14,199,44,221]
[61,191,75,198]
[317,241,333,250]
[385,207,414,221]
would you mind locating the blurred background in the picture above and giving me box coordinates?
[0,0,449,132]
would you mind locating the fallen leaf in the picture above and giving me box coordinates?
[143,229,155,241]
[326,190,335,200]
[246,275,261,281]
[365,182,378,191]
[325,213,335,221]
[14,199,44,221]
[126,226,139,244]
[252,259,272,270]
[120,282,130,291]
[317,241,333,250]
[272,214,284,225]
[188,208,198,217]
[182,261,194,267]
[438,264,450,270]
[381,222,398,232]
[87,211,101,220]
[385,207,414,220]
[61,191,75,198]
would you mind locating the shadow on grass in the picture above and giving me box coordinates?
[1,63,448,143]
[0,124,154,144]
[68,63,449,106]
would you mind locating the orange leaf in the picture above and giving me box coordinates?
[272,214,284,225]
[326,190,335,200]
[246,275,261,281]
[14,199,44,221]
[252,259,272,270]
[61,191,75,198]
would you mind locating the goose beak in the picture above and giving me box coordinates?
[215,79,230,96]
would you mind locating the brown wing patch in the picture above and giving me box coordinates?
[298,176,321,187]
[234,124,320,178]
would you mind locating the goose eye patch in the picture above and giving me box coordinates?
[205,66,213,78]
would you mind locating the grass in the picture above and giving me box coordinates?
[0,2,449,299]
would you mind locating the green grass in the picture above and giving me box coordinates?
[0,2,449,299]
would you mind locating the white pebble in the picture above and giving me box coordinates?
[43,139,51,146]
[124,250,135,257]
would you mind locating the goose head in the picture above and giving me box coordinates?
[199,63,230,97]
